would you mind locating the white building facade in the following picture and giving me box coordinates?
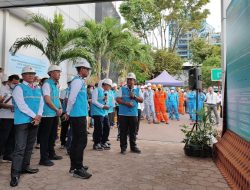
[0,4,95,88]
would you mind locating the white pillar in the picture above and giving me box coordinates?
[1,10,9,73]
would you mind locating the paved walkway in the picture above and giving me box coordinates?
[0,114,229,190]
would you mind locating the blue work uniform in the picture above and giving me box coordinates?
[167,92,180,120]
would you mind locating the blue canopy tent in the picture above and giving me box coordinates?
[146,70,184,87]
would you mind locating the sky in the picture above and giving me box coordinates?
[114,0,222,32]
[205,0,221,32]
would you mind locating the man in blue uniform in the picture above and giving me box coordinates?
[91,79,112,151]
[64,59,92,179]
[39,65,63,167]
[10,66,44,187]
[60,76,73,149]
[187,89,196,122]
[167,87,180,121]
[116,73,143,155]
[197,89,206,120]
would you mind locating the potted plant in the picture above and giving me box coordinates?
[181,110,218,158]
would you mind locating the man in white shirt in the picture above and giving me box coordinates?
[39,65,63,167]
[116,73,143,154]
[0,75,19,161]
[64,59,92,179]
[10,66,44,187]
[206,87,219,124]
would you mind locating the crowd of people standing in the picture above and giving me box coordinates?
[0,59,222,187]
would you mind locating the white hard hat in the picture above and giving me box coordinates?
[98,80,104,88]
[48,65,62,73]
[126,72,136,80]
[22,66,36,74]
[112,83,117,87]
[102,78,113,86]
[1,74,8,82]
[75,58,91,69]
[67,76,74,83]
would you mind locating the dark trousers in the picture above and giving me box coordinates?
[69,117,87,170]
[119,115,138,151]
[0,119,15,158]
[36,124,41,144]
[108,111,115,126]
[39,117,58,161]
[60,114,70,146]
[92,115,110,145]
[136,109,141,135]
[116,106,120,137]
[11,123,38,177]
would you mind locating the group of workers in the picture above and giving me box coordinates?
[139,84,220,124]
[0,57,221,187]
[0,59,144,187]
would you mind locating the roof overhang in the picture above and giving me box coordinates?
[0,0,122,9]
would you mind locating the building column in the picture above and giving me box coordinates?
[1,10,10,73]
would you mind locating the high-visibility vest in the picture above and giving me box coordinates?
[69,76,88,117]
[13,83,41,125]
[43,78,60,117]
[119,86,139,116]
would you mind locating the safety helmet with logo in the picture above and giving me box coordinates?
[74,58,91,69]
[126,72,136,80]
[22,66,36,74]
[157,84,162,89]
[102,78,113,87]
[1,74,8,82]
[67,76,74,83]
[48,65,62,74]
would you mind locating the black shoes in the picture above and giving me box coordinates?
[69,166,89,173]
[93,143,103,151]
[21,167,39,174]
[49,155,63,160]
[131,147,141,154]
[101,143,111,150]
[3,156,12,162]
[73,168,92,179]
[120,149,126,155]
[10,176,19,187]
[39,160,54,166]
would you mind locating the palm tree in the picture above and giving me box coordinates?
[79,19,108,79]
[10,13,93,66]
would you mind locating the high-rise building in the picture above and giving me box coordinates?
[169,21,221,60]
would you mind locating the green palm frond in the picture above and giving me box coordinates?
[26,14,50,32]
[60,28,89,48]
[59,48,94,66]
[10,37,45,55]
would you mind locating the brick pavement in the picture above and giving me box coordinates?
[0,114,229,190]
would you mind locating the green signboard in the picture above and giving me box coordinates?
[226,0,250,142]
[211,68,222,81]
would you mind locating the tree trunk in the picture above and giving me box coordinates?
[152,30,159,49]
[106,58,111,78]
[159,19,163,49]
[171,27,182,52]
[96,55,102,79]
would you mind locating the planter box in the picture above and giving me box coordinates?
[184,144,212,158]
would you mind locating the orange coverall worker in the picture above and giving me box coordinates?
[154,90,168,123]
[178,92,185,114]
